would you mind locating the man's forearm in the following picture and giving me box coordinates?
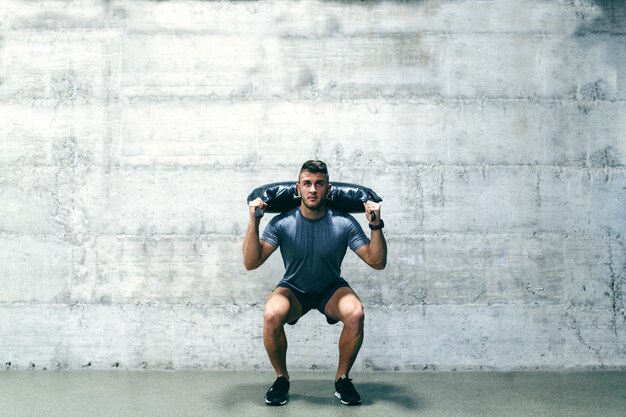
[243,219,263,270]
[368,229,387,269]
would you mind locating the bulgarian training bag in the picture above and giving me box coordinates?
[247,181,382,218]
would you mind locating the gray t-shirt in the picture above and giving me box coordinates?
[261,207,369,294]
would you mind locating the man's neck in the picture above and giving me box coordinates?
[299,203,327,220]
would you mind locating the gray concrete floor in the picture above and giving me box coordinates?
[0,370,624,417]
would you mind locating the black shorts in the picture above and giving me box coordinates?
[276,279,351,325]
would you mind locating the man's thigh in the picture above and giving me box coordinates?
[265,286,305,325]
[323,286,363,323]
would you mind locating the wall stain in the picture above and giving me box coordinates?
[566,80,608,114]
[534,164,543,208]
[573,0,626,34]
[588,145,622,168]
[400,167,425,228]
[431,163,446,207]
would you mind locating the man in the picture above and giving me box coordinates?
[243,160,387,406]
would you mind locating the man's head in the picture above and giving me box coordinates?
[298,160,329,182]
[297,160,331,211]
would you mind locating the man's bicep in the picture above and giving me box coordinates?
[259,240,278,264]
[354,242,372,266]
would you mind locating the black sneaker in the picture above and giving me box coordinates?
[265,376,289,406]
[334,375,361,406]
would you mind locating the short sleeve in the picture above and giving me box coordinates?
[261,217,280,247]
[346,214,369,252]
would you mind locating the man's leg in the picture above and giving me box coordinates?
[324,287,365,380]
[263,287,303,380]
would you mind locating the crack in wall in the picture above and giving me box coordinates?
[564,304,604,366]
[607,241,626,337]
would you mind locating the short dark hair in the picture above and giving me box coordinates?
[299,160,329,182]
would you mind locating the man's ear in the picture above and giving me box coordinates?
[296,182,301,197]
[326,182,332,197]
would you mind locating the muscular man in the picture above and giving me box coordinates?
[243,160,387,406]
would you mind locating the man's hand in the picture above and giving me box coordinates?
[364,201,381,225]
[248,197,267,220]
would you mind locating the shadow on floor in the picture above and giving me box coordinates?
[218,378,422,410]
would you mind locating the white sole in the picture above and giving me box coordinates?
[335,391,361,406]
[265,394,288,405]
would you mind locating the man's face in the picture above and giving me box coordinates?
[297,171,330,210]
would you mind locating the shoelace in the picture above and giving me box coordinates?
[338,377,357,394]
[270,378,288,393]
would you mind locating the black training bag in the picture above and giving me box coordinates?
[247,181,382,217]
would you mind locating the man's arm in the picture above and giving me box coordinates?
[243,198,277,270]
[354,201,387,270]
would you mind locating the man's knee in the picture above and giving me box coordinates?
[342,303,365,330]
[263,305,286,331]
[264,292,295,331]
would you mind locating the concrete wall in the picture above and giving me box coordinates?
[0,0,624,371]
